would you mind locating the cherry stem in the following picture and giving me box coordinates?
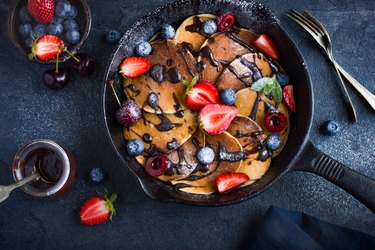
[55,53,59,73]
[63,47,80,62]
[109,81,121,107]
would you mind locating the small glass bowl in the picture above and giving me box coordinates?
[8,0,92,64]
[12,139,76,199]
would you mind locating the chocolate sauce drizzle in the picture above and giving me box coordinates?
[172,93,184,118]
[249,92,261,121]
[167,138,180,150]
[218,143,246,162]
[239,57,262,82]
[200,46,219,68]
[234,130,264,138]
[225,32,255,52]
[182,42,199,57]
[155,114,175,131]
[185,16,204,33]
[142,133,153,143]
[227,65,252,87]
[177,49,195,77]
[126,84,141,96]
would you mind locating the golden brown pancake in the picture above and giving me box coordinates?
[123,109,198,155]
[174,14,217,52]
[123,39,197,114]
[235,88,290,157]
[215,52,281,93]
[197,29,258,84]
[171,131,243,194]
[226,115,271,186]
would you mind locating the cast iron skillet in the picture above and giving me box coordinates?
[102,0,375,212]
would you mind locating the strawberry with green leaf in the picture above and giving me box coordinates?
[80,192,117,225]
[183,76,220,111]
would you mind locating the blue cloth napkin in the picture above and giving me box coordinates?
[244,206,375,250]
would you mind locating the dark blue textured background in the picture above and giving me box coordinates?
[0,0,374,249]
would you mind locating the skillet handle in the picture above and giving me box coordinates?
[292,141,375,213]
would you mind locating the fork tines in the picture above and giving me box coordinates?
[287,10,322,36]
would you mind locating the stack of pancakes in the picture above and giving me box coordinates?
[123,14,290,195]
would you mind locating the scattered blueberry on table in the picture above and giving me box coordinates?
[105,28,121,44]
[88,167,107,185]
[321,120,340,136]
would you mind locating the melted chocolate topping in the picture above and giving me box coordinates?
[155,115,175,131]
[165,68,181,83]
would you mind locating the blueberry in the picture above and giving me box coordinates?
[265,134,281,151]
[220,88,236,105]
[160,24,175,39]
[18,6,31,22]
[196,146,215,165]
[105,29,121,44]
[202,20,218,35]
[126,139,144,157]
[150,64,164,83]
[65,29,80,44]
[25,37,33,48]
[55,1,71,18]
[33,24,47,38]
[66,5,78,19]
[276,72,289,87]
[88,167,107,184]
[135,41,152,57]
[51,16,64,23]
[147,92,159,109]
[321,120,340,136]
[47,22,63,36]
[18,23,32,38]
[257,147,270,161]
[63,19,78,31]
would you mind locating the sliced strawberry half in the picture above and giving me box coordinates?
[79,193,117,225]
[29,35,64,61]
[184,77,220,110]
[252,34,279,61]
[282,85,296,113]
[120,57,150,78]
[216,173,250,193]
[200,104,238,135]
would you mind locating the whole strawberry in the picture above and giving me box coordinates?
[28,0,55,24]
[80,193,117,225]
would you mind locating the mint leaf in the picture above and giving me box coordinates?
[271,83,283,104]
[263,82,275,95]
[250,77,273,91]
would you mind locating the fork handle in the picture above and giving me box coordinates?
[334,63,375,110]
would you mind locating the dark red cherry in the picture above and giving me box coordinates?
[115,99,141,127]
[43,69,68,90]
[264,112,287,133]
[145,155,169,177]
[72,53,95,76]
[217,13,235,31]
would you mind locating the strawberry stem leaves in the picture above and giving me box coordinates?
[183,76,198,94]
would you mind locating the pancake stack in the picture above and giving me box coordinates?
[122,14,291,195]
